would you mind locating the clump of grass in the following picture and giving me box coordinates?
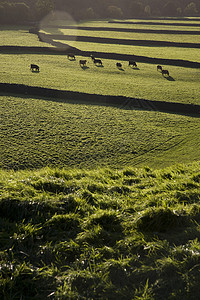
[58,194,79,213]
[85,210,122,232]
[30,176,77,194]
[136,207,187,232]
[43,213,81,241]
[1,162,200,299]
[81,189,97,205]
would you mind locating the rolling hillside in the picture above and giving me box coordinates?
[1,18,200,300]
[0,18,199,170]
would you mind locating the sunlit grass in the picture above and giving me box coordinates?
[1,95,200,170]
[1,19,200,299]
[51,28,200,44]
[0,26,51,47]
[77,19,200,31]
[55,39,200,63]
[0,53,200,105]
[1,162,200,299]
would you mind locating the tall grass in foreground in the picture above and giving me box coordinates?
[1,162,200,299]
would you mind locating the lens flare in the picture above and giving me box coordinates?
[39,10,78,51]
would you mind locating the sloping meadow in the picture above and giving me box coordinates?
[1,19,200,105]
[1,162,200,299]
[1,95,200,170]
[1,18,200,299]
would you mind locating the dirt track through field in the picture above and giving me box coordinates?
[0,83,199,117]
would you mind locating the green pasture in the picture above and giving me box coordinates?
[0,26,51,47]
[55,39,200,62]
[54,28,199,44]
[41,19,200,63]
[1,161,200,299]
[1,95,200,170]
[66,19,200,31]
[1,19,200,299]
[1,53,200,105]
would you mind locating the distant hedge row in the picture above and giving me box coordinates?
[0,0,200,25]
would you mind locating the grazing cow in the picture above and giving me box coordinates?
[116,62,122,68]
[162,69,169,76]
[129,61,137,68]
[157,65,162,72]
[93,58,103,65]
[90,55,95,60]
[79,59,87,66]
[67,54,75,60]
[30,64,39,72]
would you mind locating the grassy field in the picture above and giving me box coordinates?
[1,94,200,170]
[47,19,200,30]
[1,18,200,299]
[0,53,200,105]
[0,26,51,47]
[1,162,200,299]
[41,20,200,62]
[54,29,200,43]
[56,40,200,62]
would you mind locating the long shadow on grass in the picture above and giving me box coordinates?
[95,64,104,68]
[80,65,89,70]
[163,76,175,81]
[129,66,140,70]
[1,44,200,69]
[42,24,200,35]
[109,20,200,27]
[117,67,125,71]
[0,83,200,118]
[44,34,200,49]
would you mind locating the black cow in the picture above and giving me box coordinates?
[157,65,162,72]
[116,62,122,68]
[67,54,75,60]
[162,69,169,76]
[129,61,137,67]
[30,64,39,72]
[93,58,102,65]
[79,60,87,66]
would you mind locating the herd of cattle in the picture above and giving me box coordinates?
[30,55,170,77]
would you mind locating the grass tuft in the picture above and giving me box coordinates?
[1,162,200,299]
[136,207,187,232]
